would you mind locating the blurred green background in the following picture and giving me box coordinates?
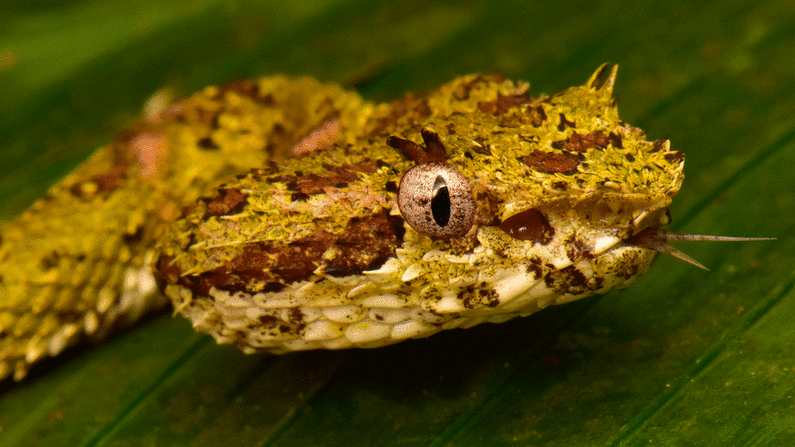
[1,0,793,445]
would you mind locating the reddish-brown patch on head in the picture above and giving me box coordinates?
[296,161,379,194]
[156,210,405,297]
[477,93,532,115]
[552,130,610,152]
[520,150,580,174]
[264,160,379,196]
[202,188,249,217]
[499,208,555,245]
[322,212,406,277]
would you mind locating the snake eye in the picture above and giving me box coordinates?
[397,163,476,238]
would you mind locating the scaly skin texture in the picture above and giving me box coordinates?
[0,77,370,380]
[157,65,682,355]
[0,65,684,381]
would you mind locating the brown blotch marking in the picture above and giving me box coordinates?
[217,79,275,106]
[288,308,305,323]
[322,213,405,277]
[269,160,379,195]
[203,188,249,217]
[40,251,60,270]
[290,192,310,202]
[651,139,668,152]
[458,285,478,309]
[157,240,318,297]
[499,208,555,244]
[68,146,130,198]
[557,113,576,131]
[477,92,532,115]
[565,234,593,261]
[181,202,198,218]
[480,288,500,307]
[520,150,580,174]
[156,210,405,296]
[592,276,604,291]
[528,105,548,127]
[551,130,609,152]
[525,259,544,279]
[663,151,685,164]
[544,265,588,294]
[122,225,145,245]
[452,75,503,100]
[295,161,379,194]
[608,131,623,148]
[92,167,128,192]
[624,153,636,162]
[197,137,220,150]
[259,315,278,326]
[459,285,500,309]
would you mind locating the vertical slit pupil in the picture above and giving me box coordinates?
[431,176,451,227]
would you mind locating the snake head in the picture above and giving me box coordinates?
[155,66,767,355]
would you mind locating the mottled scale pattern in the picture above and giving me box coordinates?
[2,65,685,381]
[156,65,683,356]
[0,77,371,380]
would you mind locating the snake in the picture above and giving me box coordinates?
[1,65,757,382]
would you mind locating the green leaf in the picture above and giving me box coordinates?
[1,0,793,445]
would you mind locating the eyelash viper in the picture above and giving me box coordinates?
[0,65,764,382]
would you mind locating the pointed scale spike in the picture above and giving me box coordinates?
[585,63,610,89]
[600,64,618,97]
[585,63,618,98]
